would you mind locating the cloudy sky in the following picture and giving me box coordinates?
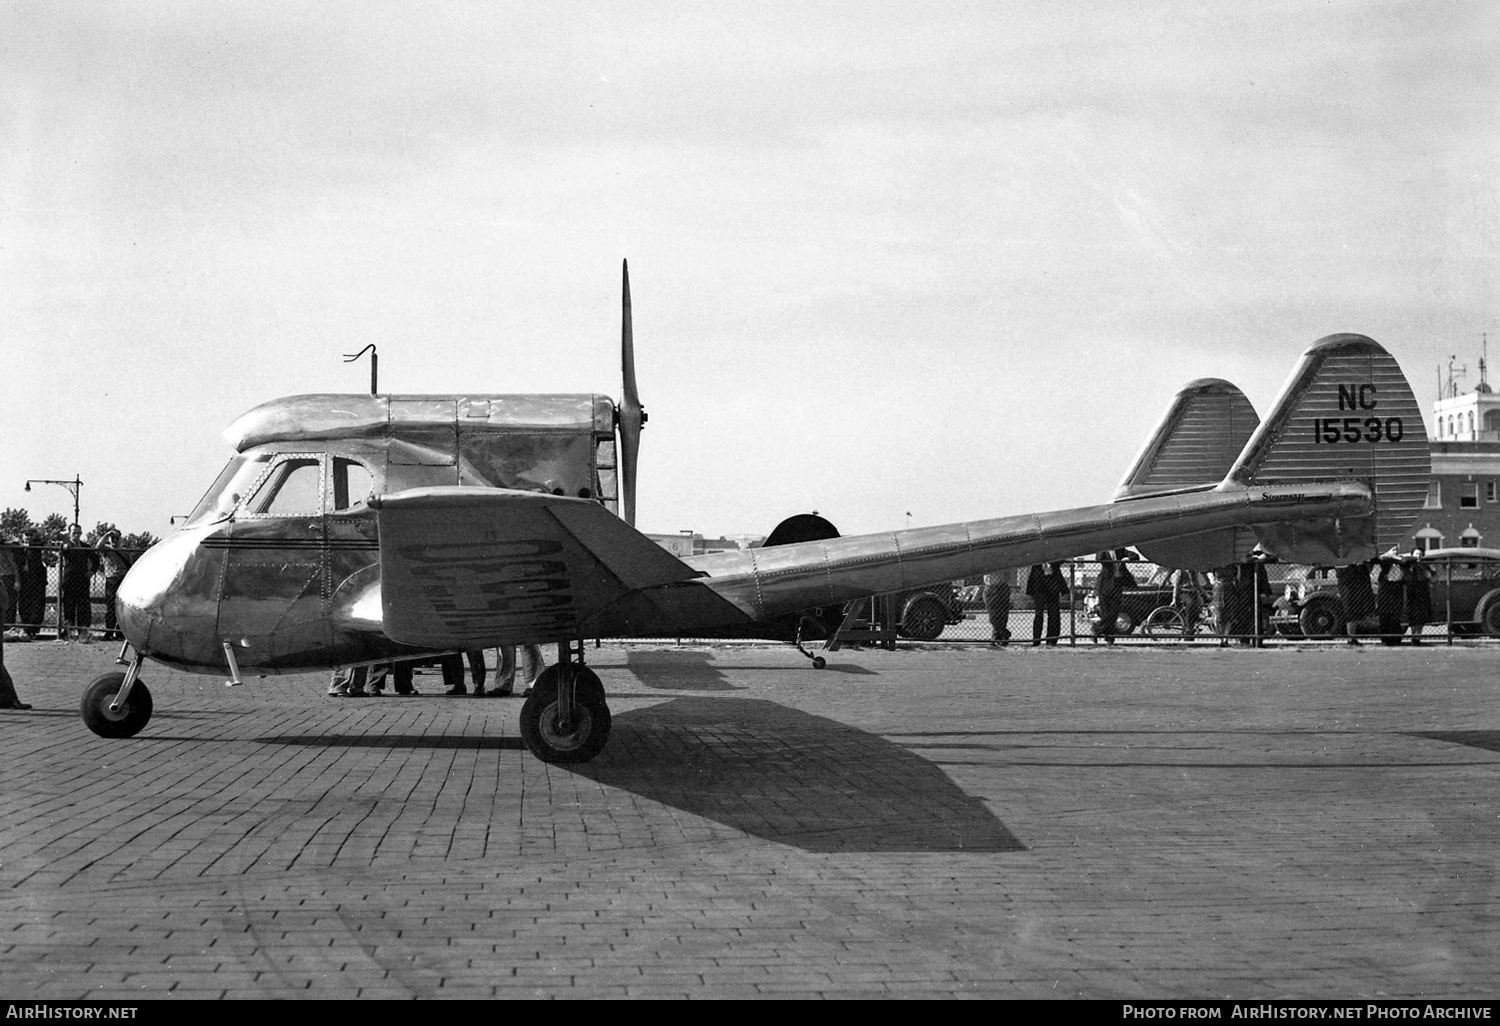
[3,1,1496,539]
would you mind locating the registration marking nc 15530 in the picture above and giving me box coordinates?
[1311,384,1404,444]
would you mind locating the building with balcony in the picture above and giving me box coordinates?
[1412,366,1500,551]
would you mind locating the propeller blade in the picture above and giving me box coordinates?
[619,259,645,526]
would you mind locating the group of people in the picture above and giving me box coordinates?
[982,547,1440,649]
[981,561,1071,647]
[328,644,547,697]
[1339,550,1433,646]
[0,525,134,642]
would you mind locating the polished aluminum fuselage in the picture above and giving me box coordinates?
[118,393,619,674]
[113,334,1430,679]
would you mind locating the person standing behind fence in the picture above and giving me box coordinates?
[0,533,17,631]
[1403,550,1433,644]
[1375,555,1405,645]
[1336,561,1377,646]
[1171,568,1205,639]
[15,530,46,639]
[983,570,1013,646]
[1093,550,1136,645]
[58,524,100,642]
[94,530,133,641]
[1026,562,1069,646]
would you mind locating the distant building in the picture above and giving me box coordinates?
[643,530,747,557]
[1412,358,1500,551]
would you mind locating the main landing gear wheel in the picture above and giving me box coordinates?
[519,665,612,764]
[80,671,153,739]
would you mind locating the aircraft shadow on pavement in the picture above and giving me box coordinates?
[622,649,876,689]
[572,697,1024,854]
[1409,730,1500,753]
[259,734,526,750]
[622,649,739,691]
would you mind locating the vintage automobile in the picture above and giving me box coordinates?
[895,582,968,641]
[1269,548,1500,639]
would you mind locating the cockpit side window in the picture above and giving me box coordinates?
[246,457,323,516]
[331,458,374,512]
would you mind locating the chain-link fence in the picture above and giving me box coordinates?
[1,545,150,641]
[867,554,1500,646]
[7,544,1496,648]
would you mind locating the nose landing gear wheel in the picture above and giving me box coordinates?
[518,665,612,764]
[80,672,153,738]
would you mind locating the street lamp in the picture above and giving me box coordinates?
[24,476,83,530]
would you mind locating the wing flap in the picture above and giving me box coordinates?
[372,487,701,648]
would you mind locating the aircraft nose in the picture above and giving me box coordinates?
[115,533,200,654]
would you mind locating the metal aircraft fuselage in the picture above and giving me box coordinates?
[115,333,1430,687]
[93,326,1433,766]
[117,393,621,674]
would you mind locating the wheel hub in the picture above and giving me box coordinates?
[538,703,594,752]
[99,697,132,722]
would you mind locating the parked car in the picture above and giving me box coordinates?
[1270,548,1500,639]
[895,582,968,641]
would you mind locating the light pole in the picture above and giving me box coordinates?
[25,477,83,530]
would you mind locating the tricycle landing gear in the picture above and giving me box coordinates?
[518,641,612,763]
[81,658,152,739]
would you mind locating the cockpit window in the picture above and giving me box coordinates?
[246,458,323,515]
[331,458,374,511]
[180,453,274,528]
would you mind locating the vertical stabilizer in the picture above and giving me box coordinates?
[1115,379,1260,568]
[1227,333,1429,563]
[1116,378,1260,498]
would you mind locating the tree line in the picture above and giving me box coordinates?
[1,508,160,551]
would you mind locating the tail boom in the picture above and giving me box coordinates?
[682,482,1371,624]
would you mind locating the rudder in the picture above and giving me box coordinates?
[1226,333,1429,564]
[1115,378,1261,568]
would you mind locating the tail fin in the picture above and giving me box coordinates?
[1227,333,1430,564]
[1115,379,1261,568]
[1115,378,1261,500]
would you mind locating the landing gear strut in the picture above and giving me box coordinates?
[81,650,153,738]
[794,614,827,669]
[518,639,613,763]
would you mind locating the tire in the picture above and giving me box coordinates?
[899,594,948,641]
[1114,611,1138,636]
[519,666,611,764]
[80,672,153,739]
[1142,606,1186,636]
[1298,598,1345,640]
[1473,589,1500,638]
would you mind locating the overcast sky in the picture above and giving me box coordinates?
[3,1,1497,540]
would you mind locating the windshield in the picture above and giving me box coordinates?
[180,453,274,529]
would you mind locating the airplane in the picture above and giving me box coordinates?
[85,262,1432,763]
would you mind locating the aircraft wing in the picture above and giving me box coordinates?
[371,487,708,648]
